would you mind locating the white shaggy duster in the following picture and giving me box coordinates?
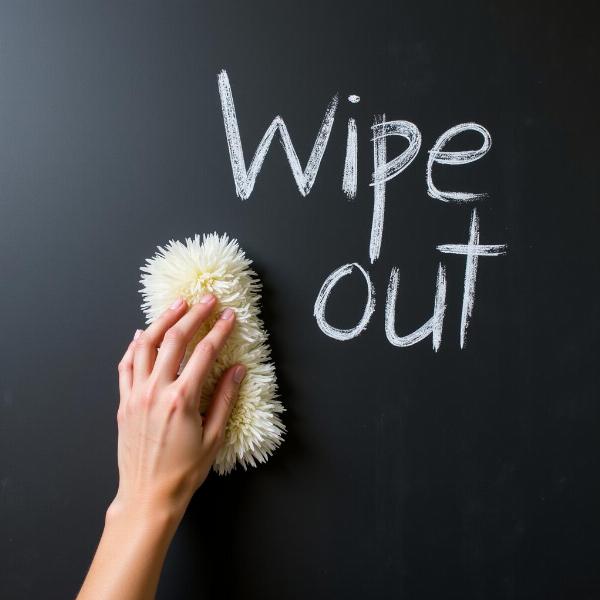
[139,233,285,475]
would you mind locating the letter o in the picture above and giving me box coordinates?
[313,262,375,341]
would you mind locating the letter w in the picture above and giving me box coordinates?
[218,69,338,199]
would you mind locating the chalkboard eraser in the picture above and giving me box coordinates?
[139,233,285,474]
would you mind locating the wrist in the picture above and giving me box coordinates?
[106,492,188,539]
[81,494,182,600]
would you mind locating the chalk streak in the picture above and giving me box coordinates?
[342,118,358,199]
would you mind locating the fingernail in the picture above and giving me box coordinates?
[200,293,214,304]
[233,365,246,383]
[170,297,185,310]
[220,307,234,320]
[134,329,143,340]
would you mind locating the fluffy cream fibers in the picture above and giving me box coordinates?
[139,233,285,474]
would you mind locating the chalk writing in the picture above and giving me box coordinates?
[218,69,507,349]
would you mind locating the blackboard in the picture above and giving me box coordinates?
[1,2,599,599]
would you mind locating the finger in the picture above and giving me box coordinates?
[152,294,217,382]
[117,331,139,408]
[133,297,188,386]
[203,364,246,448]
[177,307,237,401]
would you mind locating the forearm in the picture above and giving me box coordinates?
[77,500,184,600]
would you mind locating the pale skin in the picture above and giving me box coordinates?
[77,293,245,600]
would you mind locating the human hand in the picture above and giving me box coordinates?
[109,294,245,524]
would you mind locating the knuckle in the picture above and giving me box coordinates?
[135,332,152,348]
[163,327,184,346]
[138,381,158,409]
[116,408,124,423]
[139,391,153,409]
[167,386,187,412]
[175,377,190,397]
[206,429,224,451]
[117,359,132,373]
[196,339,216,359]
[222,389,236,409]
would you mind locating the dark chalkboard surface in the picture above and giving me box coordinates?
[1,2,599,599]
